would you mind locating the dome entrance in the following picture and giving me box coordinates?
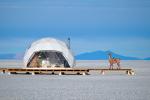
[27,50,70,68]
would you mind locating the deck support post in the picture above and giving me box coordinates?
[126,71,131,75]
[31,72,35,75]
[59,72,62,75]
[132,71,135,75]
[1,70,5,74]
[51,72,54,75]
[82,72,86,75]
[130,70,135,75]
[7,72,11,75]
[101,70,105,75]
[126,71,129,75]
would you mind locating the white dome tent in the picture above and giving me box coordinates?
[24,38,75,68]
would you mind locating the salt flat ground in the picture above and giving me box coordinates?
[0,60,150,100]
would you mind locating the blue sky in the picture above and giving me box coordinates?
[0,0,150,58]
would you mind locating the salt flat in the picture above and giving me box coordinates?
[0,60,150,100]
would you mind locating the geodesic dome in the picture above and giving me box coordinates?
[24,38,75,68]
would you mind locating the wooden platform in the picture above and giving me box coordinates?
[0,67,135,75]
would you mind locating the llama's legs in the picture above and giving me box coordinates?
[112,64,114,69]
[109,64,112,69]
[109,65,111,69]
[109,64,113,69]
[117,63,121,69]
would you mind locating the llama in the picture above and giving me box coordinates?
[108,53,121,69]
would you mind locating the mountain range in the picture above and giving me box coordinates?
[0,53,24,60]
[144,57,150,60]
[75,50,149,60]
[0,50,149,60]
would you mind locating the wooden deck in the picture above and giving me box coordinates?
[0,67,135,75]
[89,68,135,75]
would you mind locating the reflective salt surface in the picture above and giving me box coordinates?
[0,60,150,100]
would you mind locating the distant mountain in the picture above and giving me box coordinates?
[0,53,24,60]
[0,54,16,59]
[144,57,150,60]
[0,51,149,60]
[75,50,141,60]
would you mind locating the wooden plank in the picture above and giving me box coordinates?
[88,68,132,70]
